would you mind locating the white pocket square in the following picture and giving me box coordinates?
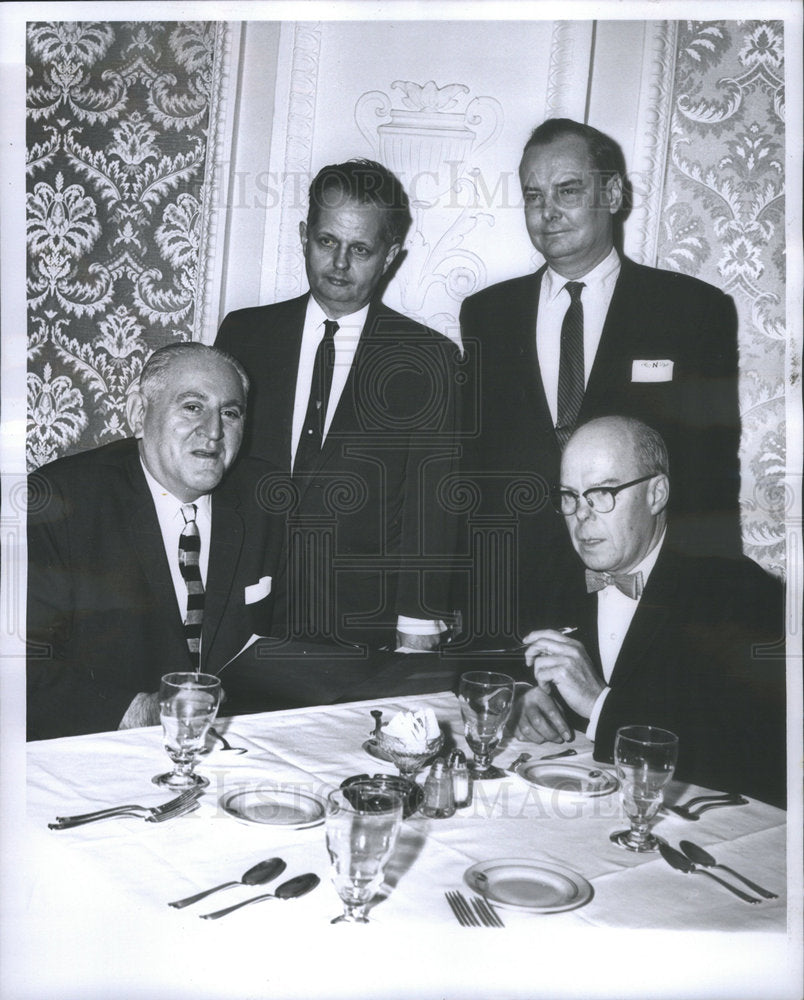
[632,359,674,382]
[244,576,272,604]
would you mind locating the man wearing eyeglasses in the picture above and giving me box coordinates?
[514,415,785,807]
[457,118,740,644]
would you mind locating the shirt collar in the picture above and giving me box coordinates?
[306,296,370,339]
[626,526,666,588]
[543,246,620,303]
[140,458,212,521]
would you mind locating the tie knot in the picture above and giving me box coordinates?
[585,568,644,600]
[180,503,197,525]
[323,319,339,340]
[564,281,585,303]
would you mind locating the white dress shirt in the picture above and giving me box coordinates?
[141,461,211,625]
[536,248,621,423]
[586,529,666,740]
[290,298,368,470]
[291,297,442,641]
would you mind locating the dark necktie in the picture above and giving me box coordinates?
[585,568,644,600]
[294,319,339,472]
[178,503,204,669]
[555,281,585,448]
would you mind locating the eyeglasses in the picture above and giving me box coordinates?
[550,474,657,516]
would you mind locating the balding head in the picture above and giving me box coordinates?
[557,417,669,574]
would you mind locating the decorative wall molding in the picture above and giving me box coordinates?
[194,21,241,344]
[625,20,678,266]
[544,20,594,121]
[271,22,322,302]
[354,79,503,329]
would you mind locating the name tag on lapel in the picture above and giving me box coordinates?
[244,576,272,604]
[631,359,674,382]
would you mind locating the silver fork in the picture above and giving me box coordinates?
[472,896,505,927]
[666,794,748,821]
[49,787,203,829]
[445,890,480,926]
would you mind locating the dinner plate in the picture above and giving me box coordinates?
[514,761,618,797]
[464,858,593,913]
[219,786,326,828]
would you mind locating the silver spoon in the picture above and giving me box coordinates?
[169,857,287,909]
[679,841,778,899]
[208,727,248,754]
[200,872,320,919]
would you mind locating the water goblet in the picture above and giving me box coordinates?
[325,779,404,924]
[152,672,222,789]
[611,725,679,852]
[458,671,515,779]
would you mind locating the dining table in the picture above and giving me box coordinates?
[11,689,799,1000]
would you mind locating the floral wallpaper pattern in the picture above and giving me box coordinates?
[25,21,217,469]
[655,20,787,576]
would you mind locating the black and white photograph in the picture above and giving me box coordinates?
[1,2,801,998]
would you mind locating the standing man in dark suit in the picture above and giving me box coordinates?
[27,343,284,739]
[514,417,785,807]
[217,160,459,652]
[459,118,740,643]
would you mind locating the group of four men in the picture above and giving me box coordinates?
[26,119,786,807]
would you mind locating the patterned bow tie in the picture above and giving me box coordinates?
[585,568,644,600]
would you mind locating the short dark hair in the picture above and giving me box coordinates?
[306,159,412,247]
[139,342,249,400]
[523,118,627,182]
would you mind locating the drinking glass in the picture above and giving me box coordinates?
[458,671,516,779]
[611,725,679,852]
[152,672,222,789]
[325,779,404,924]
[375,727,444,790]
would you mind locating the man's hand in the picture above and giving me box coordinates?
[522,629,604,720]
[118,691,161,729]
[514,685,573,744]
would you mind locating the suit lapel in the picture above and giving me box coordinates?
[580,258,642,418]
[123,449,192,664]
[607,546,678,688]
[203,490,245,664]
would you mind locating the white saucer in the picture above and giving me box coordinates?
[219,786,326,828]
[464,858,593,913]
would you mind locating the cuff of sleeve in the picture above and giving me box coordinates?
[585,686,611,742]
[396,616,446,636]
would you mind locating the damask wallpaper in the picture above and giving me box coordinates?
[654,20,787,576]
[25,21,219,470]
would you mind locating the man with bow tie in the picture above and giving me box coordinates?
[514,416,786,807]
[457,118,741,645]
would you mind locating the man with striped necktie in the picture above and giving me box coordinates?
[26,343,284,739]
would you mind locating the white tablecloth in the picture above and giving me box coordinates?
[10,692,800,999]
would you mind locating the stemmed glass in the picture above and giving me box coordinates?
[375,727,444,789]
[153,672,222,789]
[325,779,404,924]
[611,725,679,852]
[458,671,515,779]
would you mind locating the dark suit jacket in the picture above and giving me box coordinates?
[457,257,741,641]
[26,438,284,739]
[565,544,786,807]
[216,294,461,648]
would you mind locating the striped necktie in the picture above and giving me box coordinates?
[178,503,204,669]
[556,281,585,448]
